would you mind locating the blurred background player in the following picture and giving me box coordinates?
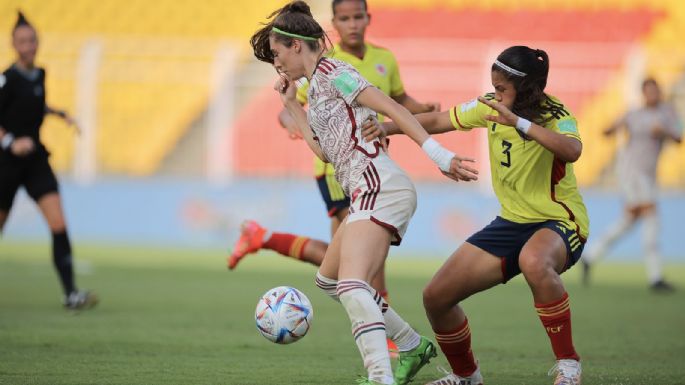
[228,0,439,352]
[0,11,96,310]
[250,2,478,383]
[373,46,587,385]
[582,78,682,292]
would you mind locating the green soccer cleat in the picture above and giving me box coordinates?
[394,336,438,385]
[355,378,395,385]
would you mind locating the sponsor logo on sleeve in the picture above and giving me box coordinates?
[558,119,578,134]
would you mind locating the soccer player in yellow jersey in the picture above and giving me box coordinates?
[370,46,588,385]
[230,0,437,310]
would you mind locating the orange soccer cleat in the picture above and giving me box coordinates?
[388,338,399,359]
[227,220,267,270]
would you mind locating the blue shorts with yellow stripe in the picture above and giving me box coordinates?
[315,173,350,218]
[466,216,585,283]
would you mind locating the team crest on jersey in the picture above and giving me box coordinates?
[34,85,43,96]
[0,74,5,88]
[375,64,387,76]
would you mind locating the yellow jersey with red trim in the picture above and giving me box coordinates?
[297,42,405,177]
[449,94,589,239]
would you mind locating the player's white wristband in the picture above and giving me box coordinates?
[1,133,14,151]
[516,117,532,134]
[422,137,455,172]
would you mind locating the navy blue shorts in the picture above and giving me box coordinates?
[316,174,350,218]
[466,216,585,283]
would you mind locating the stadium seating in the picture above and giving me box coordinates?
[366,0,685,186]
[0,0,683,186]
[0,0,287,175]
[233,3,674,185]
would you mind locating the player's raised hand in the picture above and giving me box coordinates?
[442,155,478,182]
[478,96,518,127]
[274,74,297,104]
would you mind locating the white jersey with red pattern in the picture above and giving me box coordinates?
[306,58,383,196]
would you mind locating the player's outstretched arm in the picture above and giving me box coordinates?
[478,96,582,163]
[362,111,453,140]
[603,116,626,137]
[392,93,440,114]
[276,76,326,161]
[357,86,477,182]
[45,105,80,135]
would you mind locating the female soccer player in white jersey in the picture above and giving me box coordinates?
[250,2,478,384]
[0,12,96,310]
[230,0,439,354]
[583,78,682,292]
[231,0,437,297]
[368,46,588,385]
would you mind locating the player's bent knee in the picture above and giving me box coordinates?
[519,252,555,280]
[423,282,455,314]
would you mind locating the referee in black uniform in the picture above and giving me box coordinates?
[0,12,96,310]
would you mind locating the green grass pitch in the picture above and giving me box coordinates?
[1,242,684,384]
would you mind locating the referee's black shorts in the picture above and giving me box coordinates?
[0,154,59,211]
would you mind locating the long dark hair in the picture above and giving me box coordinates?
[250,1,329,64]
[492,46,553,125]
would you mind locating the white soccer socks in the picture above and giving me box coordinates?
[317,271,421,352]
[315,271,340,302]
[642,213,663,284]
[337,279,394,385]
[371,290,420,352]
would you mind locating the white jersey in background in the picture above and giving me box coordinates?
[615,102,682,204]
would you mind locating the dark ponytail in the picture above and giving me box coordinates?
[492,46,553,125]
[251,1,329,64]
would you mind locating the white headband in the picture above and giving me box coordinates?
[494,60,527,77]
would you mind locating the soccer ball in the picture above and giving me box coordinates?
[255,286,313,344]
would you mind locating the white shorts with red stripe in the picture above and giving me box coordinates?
[346,153,417,245]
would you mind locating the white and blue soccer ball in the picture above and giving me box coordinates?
[255,286,313,344]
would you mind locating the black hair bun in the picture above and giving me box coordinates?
[281,1,313,17]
